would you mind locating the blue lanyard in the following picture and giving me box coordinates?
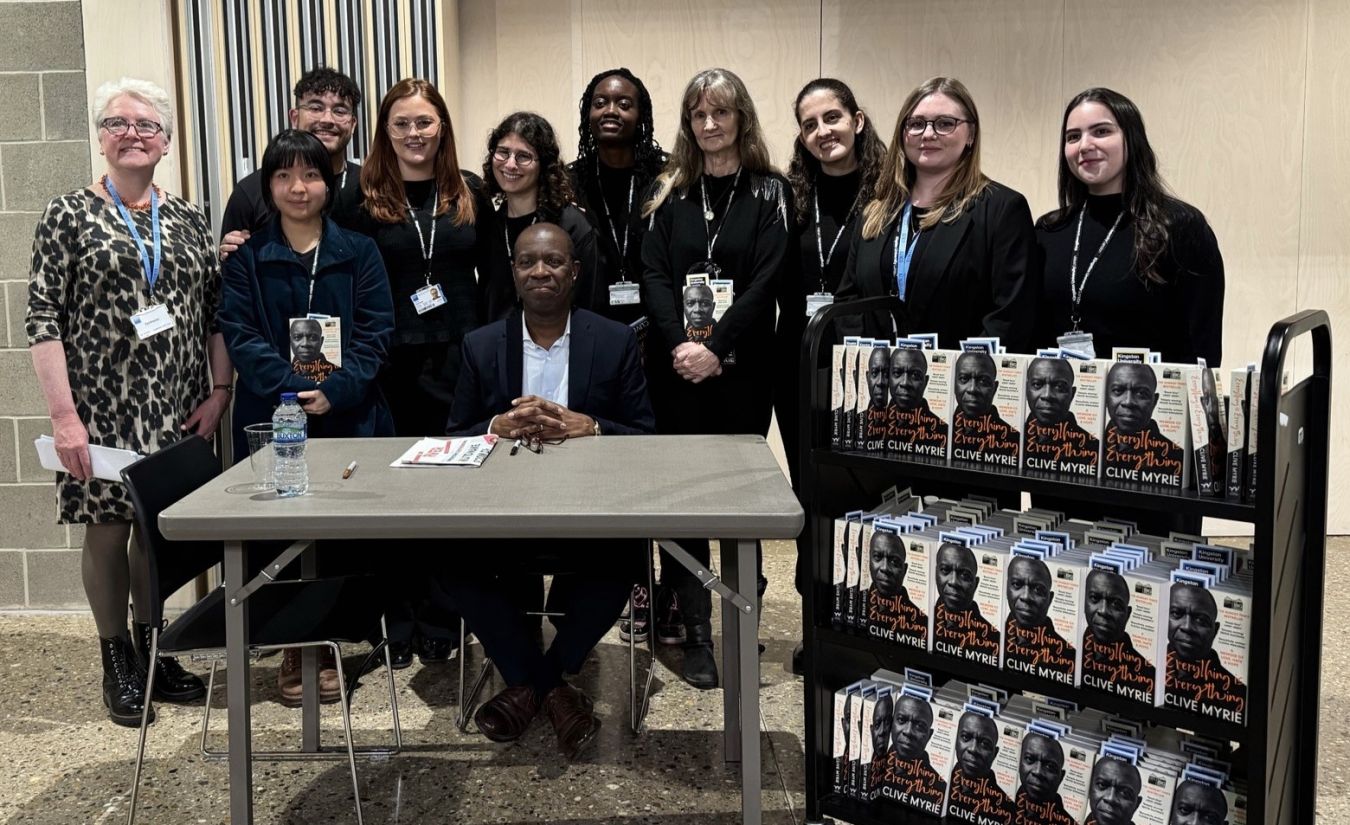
[893,201,919,299]
[104,177,162,294]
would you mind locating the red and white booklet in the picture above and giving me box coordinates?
[390,435,498,468]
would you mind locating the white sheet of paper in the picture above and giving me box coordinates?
[34,435,142,482]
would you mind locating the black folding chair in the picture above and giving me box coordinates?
[121,435,400,825]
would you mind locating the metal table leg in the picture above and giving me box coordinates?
[723,538,762,825]
[301,544,320,751]
[224,540,254,824]
[656,537,761,825]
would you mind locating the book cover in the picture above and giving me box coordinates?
[1012,731,1081,825]
[830,343,847,449]
[1102,362,1190,491]
[831,513,858,628]
[943,708,1018,824]
[864,527,930,650]
[1187,364,1227,497]
[842,338,861,449]
[878,693,956,817]
[1080,564,1162,706]
[1170,779,1239,825]
[1003,553,1080,686]
[859,341,892,452]
[1244,368,1261,501]
[932,541,1002,668]
[1226,366,1250,500]
[858,686,893,801]
[832,683,861,795]
[1164,578,1249,726]
[883,343,952,460]
[1023,356,1104,480]
[951,350,1022,470]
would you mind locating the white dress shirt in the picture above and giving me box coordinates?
[522,313,571,407]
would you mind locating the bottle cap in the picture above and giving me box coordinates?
[280,392,298,402]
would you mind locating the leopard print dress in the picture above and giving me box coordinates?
[26,187,220,523]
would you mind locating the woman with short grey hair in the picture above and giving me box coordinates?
[27,76,231,726]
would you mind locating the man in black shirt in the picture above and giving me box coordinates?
[1004,555,1075,679]
[933,542,999,664]
[1104,362,1159,437]
[219,67,364,250]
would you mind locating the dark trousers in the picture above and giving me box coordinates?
[658,539,766,631]
[440,540,640,695]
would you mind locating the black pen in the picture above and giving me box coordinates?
[510,439,522,456]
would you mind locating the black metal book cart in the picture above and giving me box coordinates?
[797,298,1331,825]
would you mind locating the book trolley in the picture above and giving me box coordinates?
[798,297,1331,825]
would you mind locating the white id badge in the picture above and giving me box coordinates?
[1057,330,1096,359]
[131,304,175,339]
[609,281,640,306]
[806,292,834,317]
[411,283,447,315]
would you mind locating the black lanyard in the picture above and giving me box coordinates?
[596,161,635,281]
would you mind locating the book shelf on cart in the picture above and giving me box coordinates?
[797,297,1331,825]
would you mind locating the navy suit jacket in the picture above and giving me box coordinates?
[446,307,655,436]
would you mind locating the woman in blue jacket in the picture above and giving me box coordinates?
[218,128,395,706]
[220,129,395,461]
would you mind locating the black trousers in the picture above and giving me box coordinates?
[658,539,766,629]
[439,539,641,695]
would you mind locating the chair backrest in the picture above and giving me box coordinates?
[121,435,224,627]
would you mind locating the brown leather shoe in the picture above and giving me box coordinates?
[278,648,303,707]
[278,647,342,707]
[543,684,601,760]
[318,647,341,704]
[474,685,541,743]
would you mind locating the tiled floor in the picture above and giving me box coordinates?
[0,537,1345,824]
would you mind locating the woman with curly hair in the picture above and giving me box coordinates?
[774,78,886,672]
[640,67,789,689]
[568,68,667,326]
[1034,87,1223,364]
[480,112,598,321]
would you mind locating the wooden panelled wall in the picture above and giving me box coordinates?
[453,0,1350,534]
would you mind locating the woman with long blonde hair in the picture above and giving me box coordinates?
[837,76,1036,350]
[639,67,788,690]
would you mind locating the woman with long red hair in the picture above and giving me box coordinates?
[355,78,488,665]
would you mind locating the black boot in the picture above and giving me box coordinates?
[682,623,719,690]
[133,621,205,703]
[101,635,154,727]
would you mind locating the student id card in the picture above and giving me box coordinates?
[806,292,834,317]
[412,283,447,315]
[131,304,174,339]
[609,281,640,306]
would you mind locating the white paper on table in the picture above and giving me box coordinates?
[389,436,499,468]
[34,435,143,481]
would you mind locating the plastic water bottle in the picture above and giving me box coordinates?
[272,393,309,497]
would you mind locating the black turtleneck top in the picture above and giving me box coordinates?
[797,168,862,296]
[1035,193,1224,366]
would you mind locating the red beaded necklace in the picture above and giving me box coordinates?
[100,175,160,211]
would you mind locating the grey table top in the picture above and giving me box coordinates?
[159,435,804,541]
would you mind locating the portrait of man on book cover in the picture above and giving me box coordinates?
[932,542,1000,661]
[1082,569,1156,700]
[1083,755,1143,825]
[880,694,947,812]
[866,531,927,647]
[946,711,1014,822]
[1165,582,1247,723]
[1014,732,1076,825]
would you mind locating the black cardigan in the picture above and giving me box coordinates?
[836,179,1038,352]
[640,171,790,435]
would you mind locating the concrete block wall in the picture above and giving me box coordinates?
[0,1,93,609]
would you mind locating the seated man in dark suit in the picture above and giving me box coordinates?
[442,222,655,760]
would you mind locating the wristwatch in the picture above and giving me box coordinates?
[591,419,602,437]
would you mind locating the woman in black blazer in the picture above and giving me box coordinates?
[836,76,1037,351]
